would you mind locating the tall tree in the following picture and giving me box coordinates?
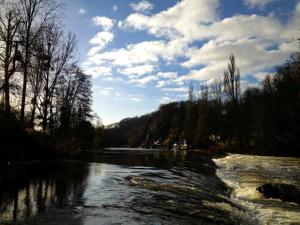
[27,26,76,131]
[183,82,196,145]
[223,54,241,104]
[0,4,21,113]
[194,83,210,147]
[209,79,223,142]
[223,54,242,144]
[16,0,58,123]
[58,65,92,131]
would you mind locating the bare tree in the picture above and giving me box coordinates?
[210,79,222,103]
[28,37,45,127]
[30,28,76,131]
[223,54,241,104]
[45,31,76,131]
[183,81,196,145]
[0,4,21,113]
[223,54,242,144]
[57,65,92,131]
[16,0,59,123]
[188,81,195,103]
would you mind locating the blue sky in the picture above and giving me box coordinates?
[60,0,299,125]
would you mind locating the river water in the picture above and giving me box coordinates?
[214,154,300,225]
[0,149,299,225]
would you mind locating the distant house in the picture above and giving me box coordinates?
[172,139,189,150]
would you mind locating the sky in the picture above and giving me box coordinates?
[60,0,299,125]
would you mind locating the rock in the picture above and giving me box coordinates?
[257,183,300,204]
[126,176,141,186]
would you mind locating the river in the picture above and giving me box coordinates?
[214,154,300,225]
[0,149,299,225]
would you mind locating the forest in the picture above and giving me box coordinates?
[98,54,300,156]
[0,0,94,161]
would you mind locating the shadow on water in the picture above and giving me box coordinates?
[0,149,255,225]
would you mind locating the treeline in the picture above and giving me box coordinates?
[0,0,94,160]
[99,54,300,156]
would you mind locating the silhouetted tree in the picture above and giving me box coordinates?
[194,83,209,148]
[223,54,242,145]
[0,3,21,113]
[223,54,241,104]
[183,82,196,146]
[16,0,59,123]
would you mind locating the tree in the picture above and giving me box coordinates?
[183,82,196,145]
[16,0,59,123]
[0,4,21,113]
[194,83,209,148]
[209,79,223,142]
[223,54,242,144]
[58,65,92,131]
[223,54,241,104]
[0,0,96,159]
[26,25,76,130]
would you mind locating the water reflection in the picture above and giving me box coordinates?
[0,162,89,224]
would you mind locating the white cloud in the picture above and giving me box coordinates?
[90,32,114,45]
[83,66,112,78]
[78,8,86,15]
[99,90,112,96]
[155,72,179,88]
[163,87,189,93]
[180,38,294,81]
[98,87,117,97]
[113,4,118,11]
[89,31,114,54]
[117,21,123,28]
[205,15,283,43]
[87,46,104,57]
[124,0,218,41]
[88,17,115,56]
[129,75,158,85]
[92,16,115,31]
[123,0,298,83]
[157,72,178,79]
[85,40,186,67]
[118,65,155,77]
[244,0,278,8]
[84,0,299,91]
[156,80,168,88]
[101,77,124,82]
[131,97,142,102]
[130,0,154,13]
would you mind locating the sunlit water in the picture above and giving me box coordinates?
[0,149,298,225]
[214,154,300,225]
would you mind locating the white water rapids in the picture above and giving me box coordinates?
[213,154,300,225]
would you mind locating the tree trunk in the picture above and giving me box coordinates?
[42,70,49,131]
[20,43,30,123]
[3,12,12,114]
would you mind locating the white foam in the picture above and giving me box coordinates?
[214,154,300,225]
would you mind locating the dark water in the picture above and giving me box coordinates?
[0,149,254,225]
